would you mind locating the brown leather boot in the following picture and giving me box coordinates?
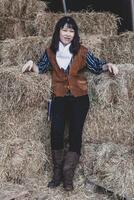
[48,150,64,188]
[63,151,80,191]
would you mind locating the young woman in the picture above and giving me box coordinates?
[22,16,118,191]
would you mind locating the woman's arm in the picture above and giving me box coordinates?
[86,51,118,75]
[22,50,52,74]
[22,60,39,73]
[102,63,119,75]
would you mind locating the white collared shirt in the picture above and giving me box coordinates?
[56,42,73,70]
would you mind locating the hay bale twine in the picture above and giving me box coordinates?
[0,0,47,18]
[0,138,49,184]
[100,32,134,64]
[83,64,134,146]
[0,36,51,66]
[83,142,134,200]
[35,11,119,37]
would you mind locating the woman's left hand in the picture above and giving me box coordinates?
[103,63,119,75]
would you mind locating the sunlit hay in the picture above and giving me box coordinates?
[83,143,134,199]
[0,138,50,184]
[100,31,134,64]
[0,0,47,18]
[83,64,134,146]
[0,36,51,66]
[35,11,119,37]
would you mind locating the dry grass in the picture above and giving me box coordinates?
[0,36,51,66]
[100,32,134,64]
[0,17,26,40]
[80,33,107,58]
[35,11,119,37]
[84,64,134,146]
[0,181,113,200]
[0,11,118,40]
[83,143,134,199]
[0,67,51,113]
[0,138,49,184]
[0,0,47,18]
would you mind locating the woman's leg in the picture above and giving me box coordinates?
[63,95,89,191]
[51,97,66,150]
[68,94,89,154]
[48,97,66,188]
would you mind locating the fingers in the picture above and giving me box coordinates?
[107,63,119,75]
[22,60,33,73]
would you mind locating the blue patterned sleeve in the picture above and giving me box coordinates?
[36,50,52,74]
[86,50,107,74]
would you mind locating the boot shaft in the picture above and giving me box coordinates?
[63,151,80,191]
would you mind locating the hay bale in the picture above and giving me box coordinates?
[0,183,31,200]
[0,106,51,142]
[0,181,112,200]
[100,32,134,64]
[83,143,134,199]
[0,67,51,113]
[0,34,103,65]
[80,33,107,58]
[0,11,118,40]
[0,0,47,18]
[0,138,49,184]
[35,11,119,37]
[0,36,51,66]
[0,17,41,40]
[83,64,134,146]
[0,17,26,40]
[0,66,51,141]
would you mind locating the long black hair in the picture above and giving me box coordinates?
[50,16,80,55]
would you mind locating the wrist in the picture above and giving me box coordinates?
[102,64,108,71]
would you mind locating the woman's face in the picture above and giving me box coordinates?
[59,24,75,46]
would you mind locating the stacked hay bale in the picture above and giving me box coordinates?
[82,64,134,199]
[100,32,134,64]
[0,6,133,200]
[0,0,47,40]
[0,36,51,66]
[34,11,118,37]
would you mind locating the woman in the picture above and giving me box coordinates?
[22,16,118,191]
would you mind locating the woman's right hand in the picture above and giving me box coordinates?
[22,60,34,73]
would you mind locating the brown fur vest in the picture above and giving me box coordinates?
[47,45,88,97]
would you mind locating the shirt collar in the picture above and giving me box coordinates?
[59,41,71,51]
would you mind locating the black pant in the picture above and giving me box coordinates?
[50,95,89,155]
